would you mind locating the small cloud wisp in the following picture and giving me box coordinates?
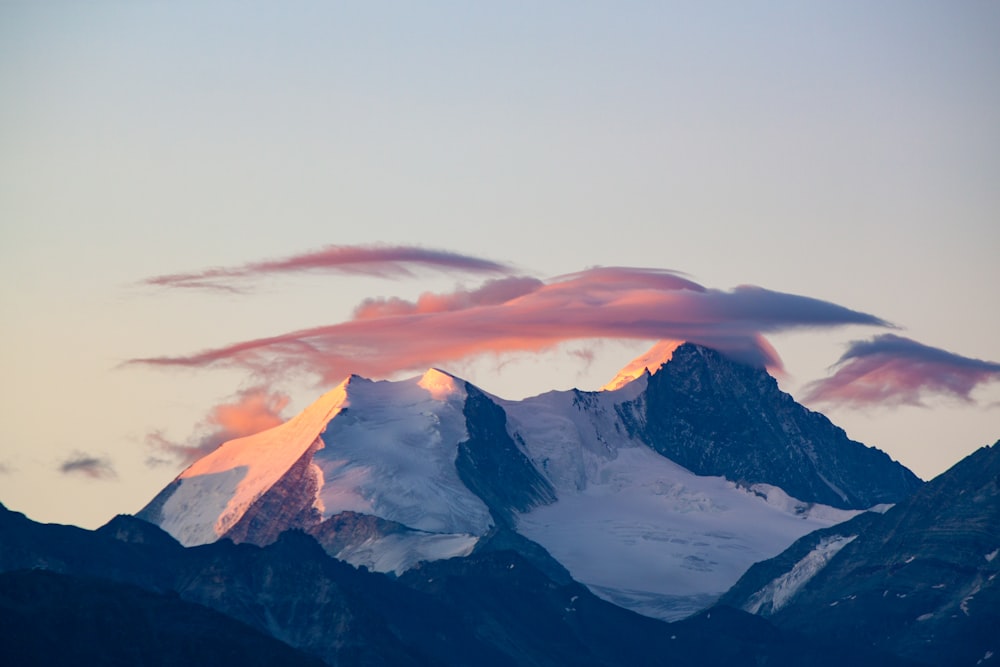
[804,334,1000,408]
[59,453,117,480]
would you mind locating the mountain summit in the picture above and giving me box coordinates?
[634,343,921,508]
[138,342,921,620]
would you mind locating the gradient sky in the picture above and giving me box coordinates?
[2,1,998,529]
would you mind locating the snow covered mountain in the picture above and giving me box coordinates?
[138,342,921,620]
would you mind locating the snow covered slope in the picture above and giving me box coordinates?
[140,380,349,547]
[140,370,492,571]
[503,380,859,620]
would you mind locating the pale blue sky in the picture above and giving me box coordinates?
[2,1,998,528]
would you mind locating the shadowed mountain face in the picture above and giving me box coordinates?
[0,569,326,667]
[634,343,923,509]
[455,383,557,526]
[720,441,1000,667]
[0,503,910,667]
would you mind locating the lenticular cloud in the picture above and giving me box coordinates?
[804,334,1000,408]
[131,265,890,386]
[142,244,515,292]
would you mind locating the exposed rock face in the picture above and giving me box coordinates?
[633,343,923,509]
[721,441,1000,667]
[455,383,557,525]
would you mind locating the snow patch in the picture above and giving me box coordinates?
[868,503,894,514]
[335,530,478,574]
[746,484,861,523]
[743,534,858,615]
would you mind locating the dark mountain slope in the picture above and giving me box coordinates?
[0,502,911,666]
[721,440,1000,666]
[634,343,922,508]
[0,569,325,667]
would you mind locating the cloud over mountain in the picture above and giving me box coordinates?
[804,334,1000,407]
[131,266,890,386]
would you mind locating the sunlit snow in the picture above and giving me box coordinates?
[157,381,349,546]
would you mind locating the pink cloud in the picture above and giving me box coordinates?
[804,334,1000,408]
[131,267,890,387]
[147,386,290,466]
[354,276,544,319]
[143,244,515,291]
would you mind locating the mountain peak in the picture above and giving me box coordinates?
[137,382,348,546]
[635,343,922,509]
[418,368,466,400]
[602,340,682,391]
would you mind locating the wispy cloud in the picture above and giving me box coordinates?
[804,334,1000,408]
[142,244,515,292]
[58,453,117,480]
[147,386,289,466]
[130,266,891,385]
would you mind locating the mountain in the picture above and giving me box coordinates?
[719,440,1000,666]
[0,569,326,667]
[137,342,921,620]
[0,502,911,666]
[633,343,921,509]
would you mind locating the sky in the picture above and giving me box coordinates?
[1,1,998,529]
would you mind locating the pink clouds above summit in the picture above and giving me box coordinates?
[131,256,891,386]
